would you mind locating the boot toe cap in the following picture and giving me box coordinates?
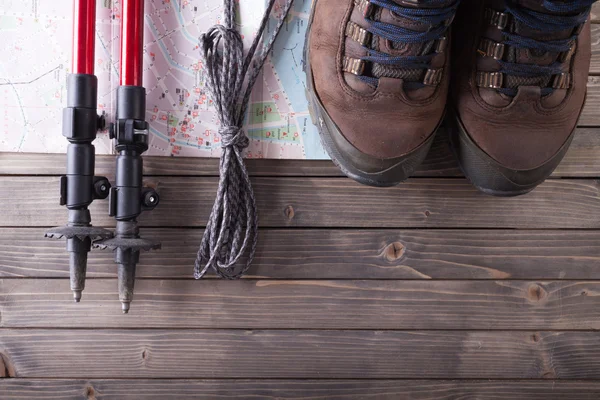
[450,111,575,196]
[309,89,439,186]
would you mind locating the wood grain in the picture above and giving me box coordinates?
[0,153,341,178]
[3,228,600,279]
[3,176,600,228]
[0,329,599,378]
[1,127,600,177]
[581,76,600,126]
[2,379,600,400]
[592,24,600,74]
[592,3,600,22]
[554,127,600,177]
[0,279,599,329]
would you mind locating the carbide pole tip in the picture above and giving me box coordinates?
[121,302,130,314]
[73,290,82,303]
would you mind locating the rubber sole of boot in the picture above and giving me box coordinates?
[303,0,438,187]
[447,106,577,197]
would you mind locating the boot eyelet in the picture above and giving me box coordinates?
[423,68,443,86]
[559,42,576,63]
[476,71,504,89]
[435,36,448,53]
[478,38,505,60]
[552,73,571,89]
[345,21,372,46]
[342,56,366,76]
[354,0,374,19]
[484,8,509,30]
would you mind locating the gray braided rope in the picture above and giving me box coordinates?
[194,0,294,279]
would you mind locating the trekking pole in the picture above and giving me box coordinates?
[45,0,113,303]
[95,0,160,314]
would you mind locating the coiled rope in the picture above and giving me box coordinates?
[194,0,294,279]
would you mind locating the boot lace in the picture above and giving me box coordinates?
[495,0,595,96]
[359,0,460,88]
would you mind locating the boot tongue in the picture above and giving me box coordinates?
[370,0,456,84]
[379,0,452,54]
[503,0,582,92]
[510,0,579,42]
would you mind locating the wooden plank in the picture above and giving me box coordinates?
[0,153,341,178]
[3,228,600,280]
[0,329,599,378]
[555,127,600,176]
[581,76,600,126]
[592,3,600,22]
[2,379,600,400]
[1,126,600,177]
[2,176,600,229]
[1,279,600,329]
[592,24,600,74]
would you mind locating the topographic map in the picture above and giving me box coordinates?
[0,0,328,159]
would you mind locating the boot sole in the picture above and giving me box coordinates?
[303,0,437,187]
[447,106,577,197]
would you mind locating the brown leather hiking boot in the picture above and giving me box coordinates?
[449,0,595,196]
[304,0,459,186]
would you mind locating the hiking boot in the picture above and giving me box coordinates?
[448,0,594,196]
[304,0,459,187]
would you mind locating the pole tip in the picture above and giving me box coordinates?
[73,290,82,303]
[121,301,130,314]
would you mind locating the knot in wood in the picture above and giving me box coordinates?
[527,284,548,302]
[85,385,96,400]
[0,352,15,378]
[284,205,295,220]
[384,242,405,262]
[542,370,557,379]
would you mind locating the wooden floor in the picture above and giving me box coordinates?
[0,8,600,399]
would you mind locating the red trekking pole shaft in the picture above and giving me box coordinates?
[72,0,96,74]
[120,0,144,86]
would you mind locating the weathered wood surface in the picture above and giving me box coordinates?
[592,23,600,73]
[2,379,600,400]
[0,279,598,329]
[3,228,600,279]
[1,127,600,177]
[0,330,598,378]
[583,76,600,126]
[3,176,600,228]
[591,3,600,22]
